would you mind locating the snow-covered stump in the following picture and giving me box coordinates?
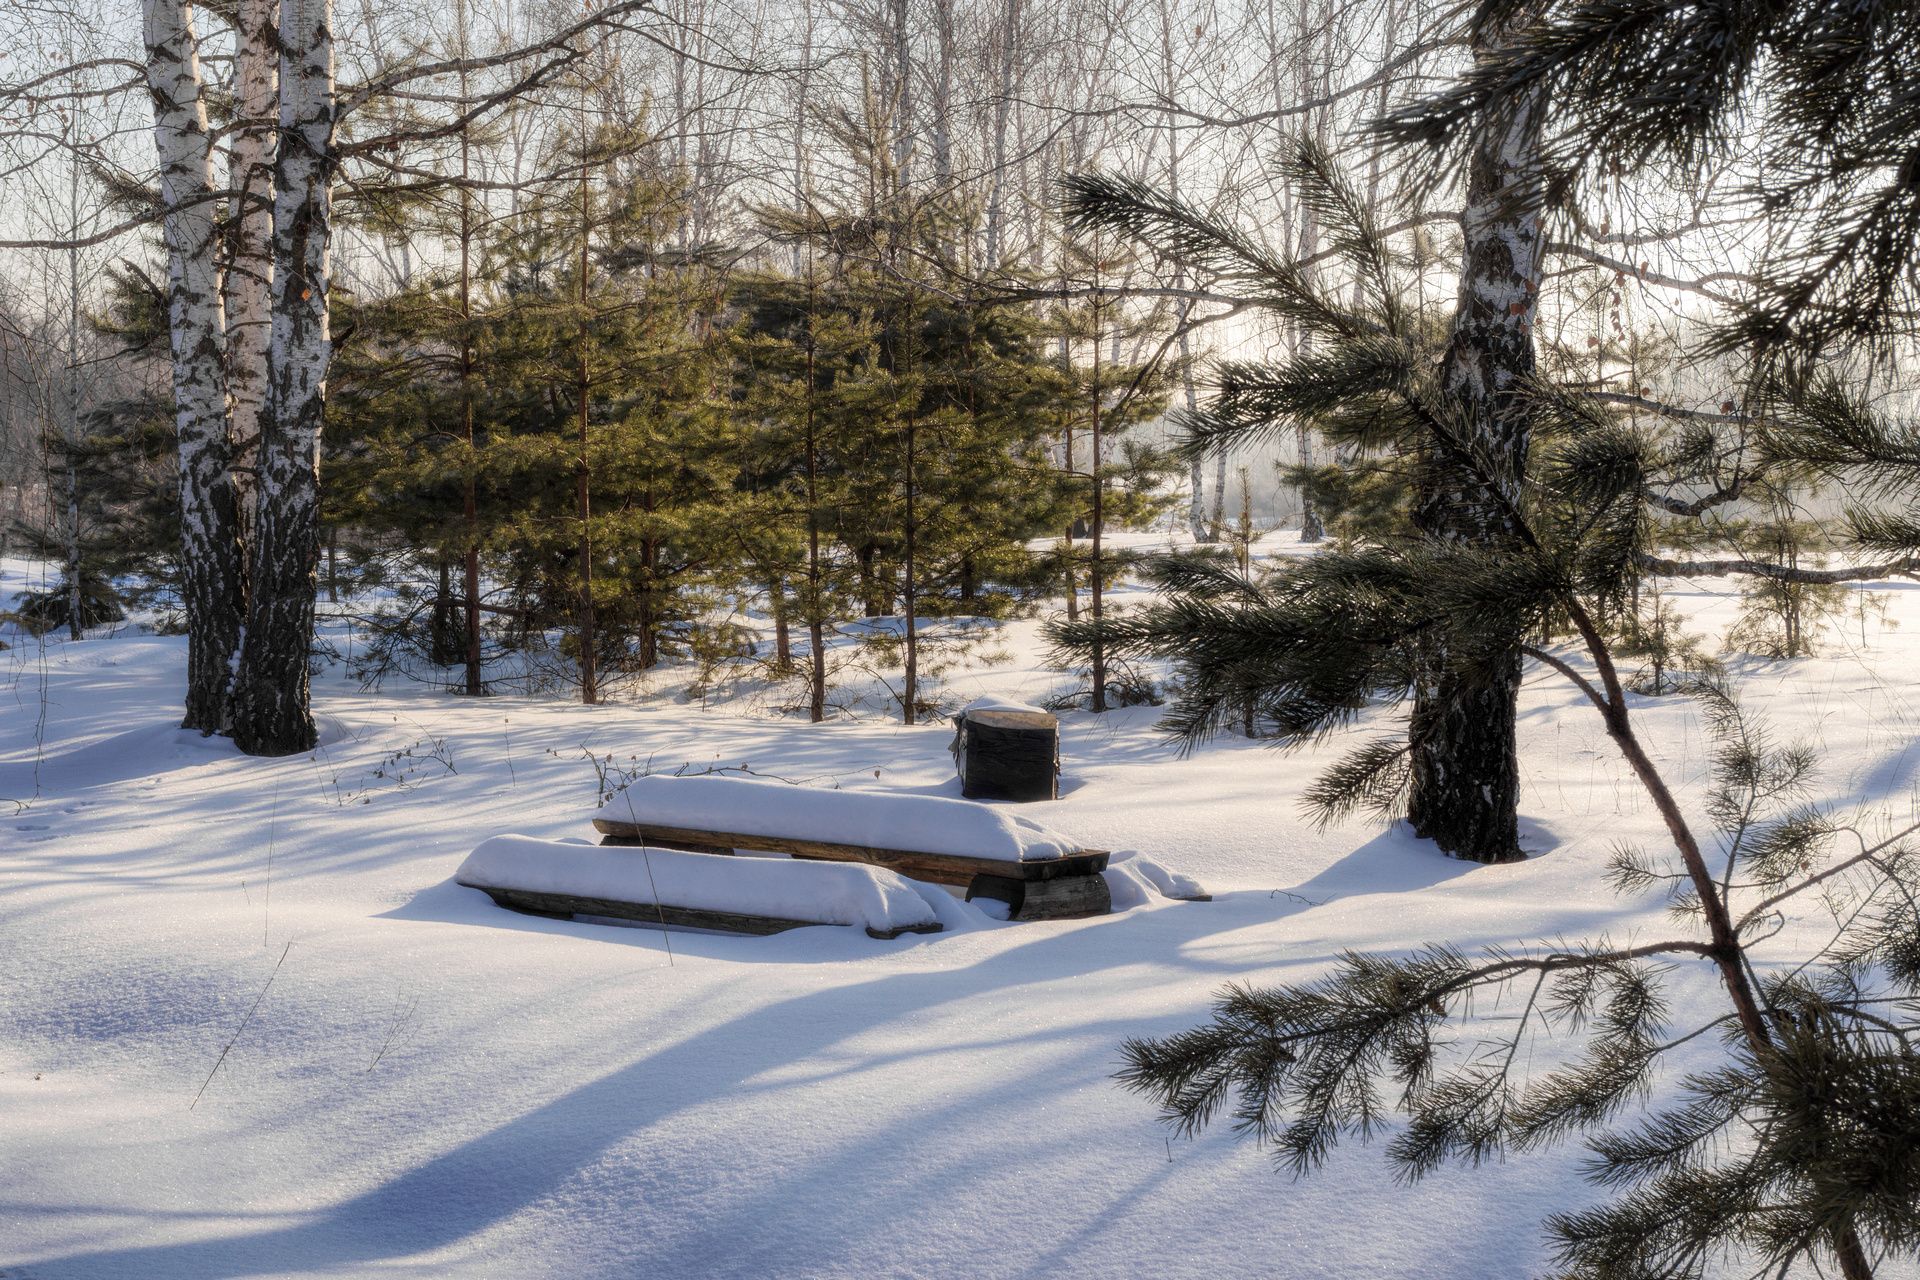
[592,775,1113,921]
[456,837,944,940]
[950,698,1059,802]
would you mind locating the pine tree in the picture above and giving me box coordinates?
[734,254,886,721]
[1380,0,1920,361]
[756,96,1083,721]
[1044,232,1177,712]
[1062,142,1910,1280]
[478,140,733,697]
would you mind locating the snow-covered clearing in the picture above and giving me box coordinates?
[4,543,1920,1278]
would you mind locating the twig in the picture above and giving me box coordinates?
[620,784,674,966]
[366,991,420,1073]
[191,941,292,1110]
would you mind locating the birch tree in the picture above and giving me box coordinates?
[1402,19,1546,863]
[225,0,276,536]
[232,0,335,755]
[143,0,248,732]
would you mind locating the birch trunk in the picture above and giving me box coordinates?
[143,0,248,732]
[982,0,1021,268]
[232,0,334,756]
[1088,280,1107,712]
[1404,29,1545,862]
[930,0,955,187]
[225,0,275,537]
[64,148,84,644]
[1159,0,1209,543]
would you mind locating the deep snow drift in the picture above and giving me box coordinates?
[5,544,1920,1279]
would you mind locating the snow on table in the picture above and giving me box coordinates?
[593,773,1083,863]
[456,834,942,935]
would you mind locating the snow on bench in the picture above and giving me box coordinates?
[591,774,1113,920]
[456,835,944,940]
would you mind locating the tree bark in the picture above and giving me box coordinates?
[1088,284,1107,713]
[573,127,599,705]
[803,273,827,723]
[232,0,334,756]
[144,0,248,732]
[456,0,483,696]
[225,0,275,540]
[1404,25,1545,862]
[902,413,918,725]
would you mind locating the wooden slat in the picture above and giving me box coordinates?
[470,884,942,940]
[965,871,1113,921]
[591,817,1108,883]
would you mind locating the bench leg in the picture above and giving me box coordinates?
[965,872,1110,921]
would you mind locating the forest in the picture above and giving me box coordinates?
[5,0,1920,1277]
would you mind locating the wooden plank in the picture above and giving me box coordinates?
[472,885,942,941]
[964,872,1112,921]
[591,817,1108,883]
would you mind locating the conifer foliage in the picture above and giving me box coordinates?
[1060,141,1916,1280]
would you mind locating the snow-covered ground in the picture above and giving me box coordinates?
[4,543,1920,1279]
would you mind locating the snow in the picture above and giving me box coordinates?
[1104,849,1207,906]
[594,772,1084,862]
[958,693,1051,716]
[5,541,1920,1279]
[454,835,942,935]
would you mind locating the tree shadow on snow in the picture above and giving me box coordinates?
[23,909,1262,1279]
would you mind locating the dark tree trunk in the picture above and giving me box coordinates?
[769,576,792,673]
[430,558,461,667]
[638,538,659,671]
[573,158,598,705]
[857,542,886,617]
[1405,27,1545,863]
[902,416,918,725]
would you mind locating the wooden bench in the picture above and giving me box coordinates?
[593,818,1112,921]
[457,836,945,940]
[473,884,942,940]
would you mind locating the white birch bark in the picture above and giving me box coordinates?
[1156,2,1208,542]
[233,0,334,755]
[982,0,1022,268]
[143,0,247,731]
[225,0,276,535]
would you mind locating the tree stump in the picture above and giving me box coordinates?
[950,704,1060,802]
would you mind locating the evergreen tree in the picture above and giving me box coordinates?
[752,101,1085,721]
[1380,0,1920,361]
[482,141,734,698]
[734,254,892,721]
[1061,141,1909,1280]
[1044,231,1178,712]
